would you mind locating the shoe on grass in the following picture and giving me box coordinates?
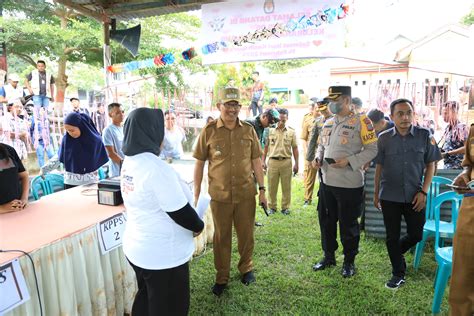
[211,283,227,297]
[241,270,256,285]
[385,275,405,289]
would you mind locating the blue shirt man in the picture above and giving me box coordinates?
[374,98,441,289]
[102,103,124,178]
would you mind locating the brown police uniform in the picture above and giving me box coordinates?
[449,124,474,316]
[301,113,318,203]
[193,117,262,284]
[266,125,297,210]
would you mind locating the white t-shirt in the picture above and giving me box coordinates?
[121,152,195,270]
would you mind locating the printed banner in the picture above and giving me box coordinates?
[201,0,349,64]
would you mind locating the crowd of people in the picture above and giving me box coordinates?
[1,64,473,315]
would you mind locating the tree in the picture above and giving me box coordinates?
[0,1,205,113]
[261,58,319,74]
[463,9,474,25]
[0,0,112,113]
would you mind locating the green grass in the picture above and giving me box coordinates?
[189,178,447,315]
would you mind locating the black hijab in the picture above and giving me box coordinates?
[123,108,165,156]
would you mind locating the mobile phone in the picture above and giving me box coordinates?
[445,184,469,190]
[325,157,336,164]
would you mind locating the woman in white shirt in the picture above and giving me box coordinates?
[121,108,204,316]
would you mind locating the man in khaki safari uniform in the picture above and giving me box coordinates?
[301,98,320,207]
[449,123,474,316]
[263,108,299,215]
[193,87,267,297]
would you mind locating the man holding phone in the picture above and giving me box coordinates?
[313,86,377,277]
[373,98,440,289]
[449,123,474,315]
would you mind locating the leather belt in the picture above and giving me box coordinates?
[270,157,289,160]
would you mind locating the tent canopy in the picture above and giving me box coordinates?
[55,0,220,21]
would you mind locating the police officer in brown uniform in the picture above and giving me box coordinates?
[448,123,474,315]
[301,98,321,206]
[193,88,267,297]
[263,108,299,215]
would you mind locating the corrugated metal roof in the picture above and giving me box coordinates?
[55,0,220,21]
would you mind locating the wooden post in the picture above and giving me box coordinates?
[103,20,113,105]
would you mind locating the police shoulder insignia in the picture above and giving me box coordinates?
[363,117,374,131]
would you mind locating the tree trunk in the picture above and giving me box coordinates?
[55,54,67,117]
[54,13,69,117]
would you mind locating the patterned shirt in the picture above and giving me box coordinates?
[442,122,468,169]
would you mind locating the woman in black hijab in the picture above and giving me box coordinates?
[121,108,204,316]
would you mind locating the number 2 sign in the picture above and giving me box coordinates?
[96,212,127,255]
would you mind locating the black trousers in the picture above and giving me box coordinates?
[316,182,329,255]
[322,185,364,263]
[380,200,425,277]
[128,260,190,316]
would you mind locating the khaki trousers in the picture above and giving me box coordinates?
[267,158,292,210]
[211,197,256,284]
[449,196,474,316]
[303,160,317,202]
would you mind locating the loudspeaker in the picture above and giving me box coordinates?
[110,24,141,57]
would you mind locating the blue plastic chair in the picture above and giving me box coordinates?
[432,191,462,314]
[30,176,49,200]
[43,174,65,194]
[98,167,106,180]
[413,176,453,269]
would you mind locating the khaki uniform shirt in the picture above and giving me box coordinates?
[316,112,378,188]
[462,124,474,179]
[266,126,297,158]
[301,113,316,141]
[193,117,262,203]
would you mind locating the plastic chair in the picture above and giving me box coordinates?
[432,191,462,314]
[413,176,453,269]
[98,167,106,180]
[30,176,49,200]
[43,173,65,194]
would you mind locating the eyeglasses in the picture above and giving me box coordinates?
[223,103,241,109]
[166,117,176,120]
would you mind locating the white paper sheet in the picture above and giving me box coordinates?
[195,193,211,219]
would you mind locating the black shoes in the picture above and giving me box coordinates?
[241,270,256,285]
[211,283,227,297]
[281,209,290,215]
[341,262,356,278]
[268,208,276,215]
[255,222,264,227]
[312,258,336,271]
[385,275,406,289]
[303,200,311,207]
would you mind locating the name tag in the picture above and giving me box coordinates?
[96,212,127,255]
[0,260,30,314]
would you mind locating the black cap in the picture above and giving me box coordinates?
[269,97,278,104]
[324,86,351,100]
[70,97,80,102]
[367,109,385,124]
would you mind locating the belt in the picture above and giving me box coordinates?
[270,157,289,160]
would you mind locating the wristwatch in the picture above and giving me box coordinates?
[419,189,427,196]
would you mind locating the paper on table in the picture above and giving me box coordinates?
[195,193,211,219]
